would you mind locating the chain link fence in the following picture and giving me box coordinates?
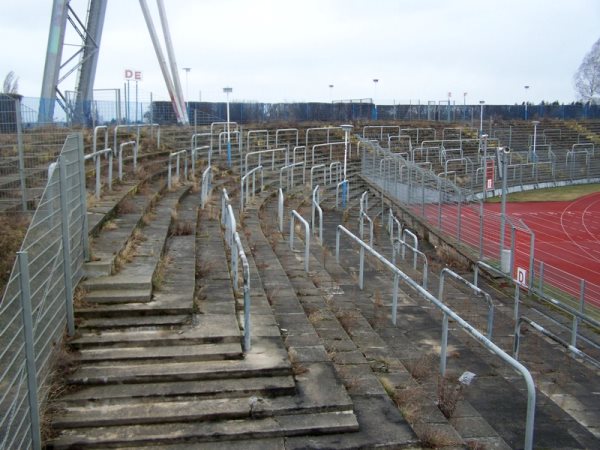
[0,133,86,449]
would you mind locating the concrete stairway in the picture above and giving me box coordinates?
[47,175,361,448]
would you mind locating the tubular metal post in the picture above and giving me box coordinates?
[16,97,27,211]
[278,188,284,232]
[18,251,42,450]
[59,156,75,336]
[77,135,90,261]
[392,274,399,325]
[441,313,449,375]
[290,210,310,273]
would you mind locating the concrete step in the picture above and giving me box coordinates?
[53,381,354,429]
[83,288,151,304]
[67,337,291,385]
[77,342,243,363]
[47,410,358,449]
[59,376,296,406]
[77,314,190,330]
[70,314,241,349]
[75,297,193,319]
[81,274,153,292]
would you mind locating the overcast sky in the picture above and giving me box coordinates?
[1,0,599,105]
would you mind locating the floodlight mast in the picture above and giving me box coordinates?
[139,0,188,125]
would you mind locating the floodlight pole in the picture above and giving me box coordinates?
[481,134,488,200]
[479,100,485,136]
[524,85,530,120]
[341,124,353,206]
[499,147,510,254]
[224,87,232,166]
[531,120,539,162]
[372,79,379,120]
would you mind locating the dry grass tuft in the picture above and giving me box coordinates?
[0,214,30,296]
[405,354,436,382]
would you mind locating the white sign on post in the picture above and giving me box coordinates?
[516,267,528,287]
[124,69,143,81]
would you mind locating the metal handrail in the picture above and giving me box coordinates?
[391,238,428,289]
[329,161,342,185]
[387,209,402,245]
[279,161,305,190]
[192,145,210,173]
[244,147,287,176]
[312,185,323,243]
[439,267,494,340]
[310,164,326,192]
[335,224,536,450]
[84,147,113,199]
[474,260,521,321]
[118,141,136,181]
[234,231,252,352]
[311,141,344,166]
[514,317,600,370]
[401,228,418,267]
[359,210,373,247]
[278,188,284,232]
[240,165,264,211]
[290,210,310,272]
[220,189,251,351]
[167,149,188,189]
[200,166,211,209]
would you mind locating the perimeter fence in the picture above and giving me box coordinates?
[358,131,600,314]
[0,133,87,449]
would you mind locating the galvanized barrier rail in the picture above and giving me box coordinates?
[221,189,251,351]
[312,185,323,243]
[84,147,113,199]
[290,210,310,273]
[167,149,188,189]
[514,317,600,370]
[118,140,137,181]
[439,267,494,339]
[335,224,536,450]
[240,165,263,211]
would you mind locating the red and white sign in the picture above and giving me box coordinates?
[124,69,143,81]
[485,160,495,191]
[516,267,528,287]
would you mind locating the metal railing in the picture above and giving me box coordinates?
[335,224,536,450]
[290,210,310,273]
[220,189,251,351]
[167,149,188,189]
[312,185,323,243]
[200,166,212,209]
[118,140,137,181]
[514,317,600,369]
[0,133,87,450]
[439,268,494,339]
[84,147,113,199]
[240,165,264,211]
[279,162,305,191]
[391,238,429,289]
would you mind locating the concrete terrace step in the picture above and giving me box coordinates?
[47,410,358,449]
[77,314,190,330]
[67,337,292,385]
[83,289,151,304]
[81,274,153,292]
[70,314,242,349]
[74,297,193,319]
[55,360,355,429]
[77,342,243,363]
[59,376,297,406]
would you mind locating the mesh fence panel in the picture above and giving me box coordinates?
[0,133,85,449]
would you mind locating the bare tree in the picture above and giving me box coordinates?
[574,38,600,103]
[2,71,19,94]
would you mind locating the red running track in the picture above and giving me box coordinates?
[484,191,600,307]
